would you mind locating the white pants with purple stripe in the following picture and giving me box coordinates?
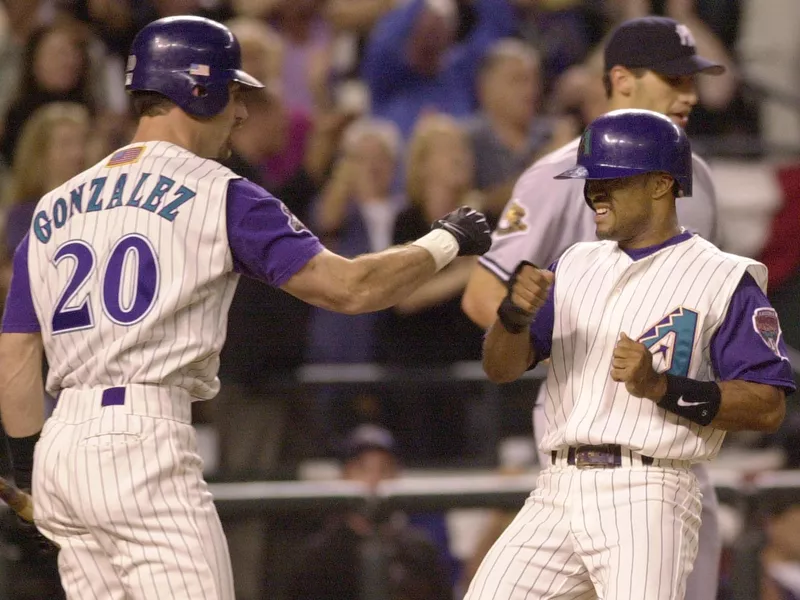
[464,457,702,600]
[32,385,234,600]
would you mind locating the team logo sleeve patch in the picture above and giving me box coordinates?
[752,307,783,357]
[280,203,308,233]
[495,200,529,236]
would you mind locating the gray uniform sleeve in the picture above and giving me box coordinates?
[677,154,719,245]
[479,140,595,282]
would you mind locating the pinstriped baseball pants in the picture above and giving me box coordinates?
[464,463,702,600]
[31,386,234,600]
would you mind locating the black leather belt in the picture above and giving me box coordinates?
[551,444,654,468]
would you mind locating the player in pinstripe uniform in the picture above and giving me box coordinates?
[466,109,795,600]
[0,16,491,600]
[462,17,728,600]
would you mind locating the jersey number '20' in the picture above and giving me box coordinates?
[51,235,159,333]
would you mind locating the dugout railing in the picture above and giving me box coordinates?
[206,469,800,600]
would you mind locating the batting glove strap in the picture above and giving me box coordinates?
[657,375,721,426]
[496,260,538,335]
[6,432,40,491]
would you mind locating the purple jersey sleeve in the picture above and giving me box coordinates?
[1,234,41,333]
[528,261,557,362]
[226,178,324,287]
[710,272,796,392]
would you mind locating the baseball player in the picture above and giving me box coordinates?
[462,17,727,600]
[0,16,492,600]
[467,108,795,600]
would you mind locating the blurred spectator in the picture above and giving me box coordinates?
[361,0,515,139]
[0,19,98,166]
[236,0,335,113]
[468,38,554,223]
[286,424,453,600]
[549,45,607,132]
[761,501,800,600]
[226,16,285,87]
[738,0,800,153]
[2,102,91,255]
[306,117,405,439]
[377,114,484,461]
[512,0,606,92]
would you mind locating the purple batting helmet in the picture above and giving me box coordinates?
[125,16,263,118]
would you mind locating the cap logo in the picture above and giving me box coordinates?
[675,24,696,48]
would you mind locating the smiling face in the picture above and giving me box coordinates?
[584,172,675,246]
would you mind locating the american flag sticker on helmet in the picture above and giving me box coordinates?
[189,64,210,76]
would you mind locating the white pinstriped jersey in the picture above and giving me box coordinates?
[480,137,719,281]
[26,142,240,400]
[540,235,767,461]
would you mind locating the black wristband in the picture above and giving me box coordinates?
[496,295,531,334]
[6,432,40,491]
[657,375,721,426]
[496,260,538,334]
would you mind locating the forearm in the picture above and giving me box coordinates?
[0,334,44,437]
[647,374,786,432]
[461,266,507,329]
[344,244,439,313]
[710,380,785,432]
[395,256,474,314]
[482,320,535,383]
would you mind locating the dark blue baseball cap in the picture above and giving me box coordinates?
[604,17,725,77]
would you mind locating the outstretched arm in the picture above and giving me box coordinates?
[282,208,491,315]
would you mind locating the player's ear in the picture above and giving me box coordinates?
[650,173,674,201]
[608,66,635,98]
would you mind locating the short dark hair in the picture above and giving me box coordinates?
[602,67,648,99]
[131,91,175,117]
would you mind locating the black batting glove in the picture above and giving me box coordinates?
[432,206,492,256]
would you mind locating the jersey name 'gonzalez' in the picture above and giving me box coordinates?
[32,166,197,244]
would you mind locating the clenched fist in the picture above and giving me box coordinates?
[432,207,492,256]
[497,261,554,334]
[610,333,667,400]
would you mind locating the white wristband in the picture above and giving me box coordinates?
[411,229,459,272]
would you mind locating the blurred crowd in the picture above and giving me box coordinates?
[0,0,799,599]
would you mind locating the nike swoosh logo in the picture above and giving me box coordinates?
[676,397,708,407]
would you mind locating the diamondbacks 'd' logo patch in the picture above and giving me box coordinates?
[280,203,307,233]
[495,200,528,236]
[753,307,784,357]
[638,306,699,377]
